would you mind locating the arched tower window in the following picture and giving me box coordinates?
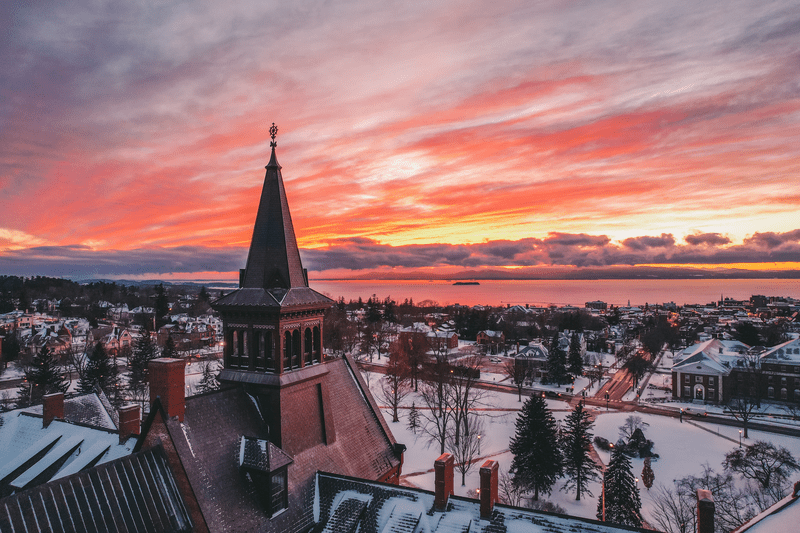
[304,328,313,366]
[313,326,321,364]
[283,331,292,371]
[253,331,263,370]
[264,331,274,372]
[292,330,301,368]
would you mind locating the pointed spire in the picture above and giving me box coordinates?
[240,125,308,289]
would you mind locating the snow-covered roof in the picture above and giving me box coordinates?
[316,471,646,533]
[0,412,135,492]
[760,338,800,363]
[734,486,800,532]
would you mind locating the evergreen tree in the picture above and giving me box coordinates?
[407,402,419,434]
[17,346,67,407]
[547,332,568,385]
[154,283,170,329]
[129,330,159,400]
[641,457,654,490]
[197,362,220,393]
[568,332,583,377]
[77,343,116,395]
[509,394,563,500]
[198,285,209,302]
[597,446,642,527]
[1,332,21,369]
[162,335,177,359]
[561,402,601,500]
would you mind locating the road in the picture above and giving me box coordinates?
[595,350,653,402]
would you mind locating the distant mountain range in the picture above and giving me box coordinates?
[320,266,800,281]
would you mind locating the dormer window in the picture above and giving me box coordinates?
[239,436,293,517]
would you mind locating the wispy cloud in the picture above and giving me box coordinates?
[1,1,799,278]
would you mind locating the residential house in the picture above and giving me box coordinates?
[476,329,505,354]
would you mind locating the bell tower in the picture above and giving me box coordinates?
[213,125,334,447]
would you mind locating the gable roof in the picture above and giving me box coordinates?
[760,337,800,363]
[0,444,193,533]
[0,397,134,495]
[138,355,401,532]
[314,472,650,533]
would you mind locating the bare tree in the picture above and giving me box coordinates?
[724,441,799,496]
[428,332,452,363]
[447,354,486,446]
[378,344,412,422]
[499,468,525,507]
[504,358,531,402]
[418,361,453,455]
[618,415,649,441]
[649,465,755,533]
[649,484,694,533]
[447,414,485,486]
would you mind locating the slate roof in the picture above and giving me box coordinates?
[239,436,293,473]
[240,145,307,291]
[314,472,650,533]
[760,337,800,363]
[0,444,192,533]
[213,286,332,309]
[148,355,400,533]
[0,405,135,496]
[21,392,117,430]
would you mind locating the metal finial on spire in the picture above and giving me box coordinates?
[269,123,278,147]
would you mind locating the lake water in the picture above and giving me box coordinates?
[309,279,800,307]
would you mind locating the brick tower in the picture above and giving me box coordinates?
[213,124,334,448]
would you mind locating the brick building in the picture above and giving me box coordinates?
[134,132,404,532]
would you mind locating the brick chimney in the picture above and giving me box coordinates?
[118,404,141,443]
[434,453,454,511]
[697,489,714,533]
[148,358,185,422]
[480,460,499,519]
[43,392,64,427]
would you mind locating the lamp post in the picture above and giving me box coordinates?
[680,408,683,423]
[605,391,610,411]
[477,434,481,454]
[739,429,742,448]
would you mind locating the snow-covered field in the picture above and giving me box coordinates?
[366,370,800,525]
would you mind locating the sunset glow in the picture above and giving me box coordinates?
[2,1,799,280]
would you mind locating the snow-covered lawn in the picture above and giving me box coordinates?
[366,370,800,525]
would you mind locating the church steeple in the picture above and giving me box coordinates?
[213,126,333,386]
[241,124,307,290]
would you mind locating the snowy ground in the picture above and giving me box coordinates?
[365,369,800,525]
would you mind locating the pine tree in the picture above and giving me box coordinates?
[197,362,220,393]
[129,330,159,402]
[568,332,583,377]
[78,343,116,395]
[561,402,601,500]
[17,346,67,407]
[162,335,177,359]
[509,394,563,500]
[547,332,568,385]
[641,457,654,490]
[407,402,420,434]
[597,446,642,527]
[155,283,170,329]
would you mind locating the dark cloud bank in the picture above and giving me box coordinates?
[2,230,800,280]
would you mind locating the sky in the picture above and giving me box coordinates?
[2,0,800,281]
